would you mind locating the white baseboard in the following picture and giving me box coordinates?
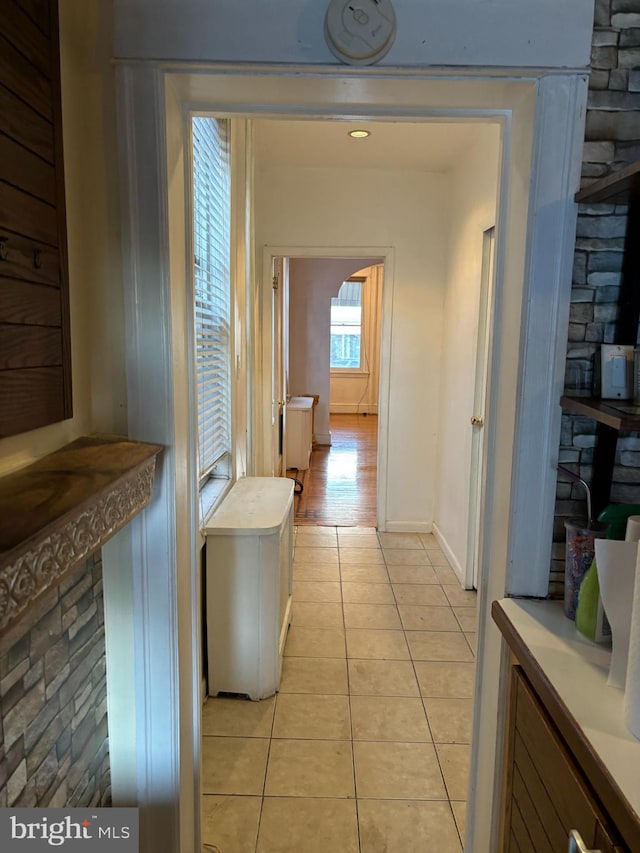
[432,522,465,586]
[314,432,332,445]
[329,405,379,414]
[382,521,433,533]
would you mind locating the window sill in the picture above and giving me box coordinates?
[330,370,370,378]
[199,476,234,530]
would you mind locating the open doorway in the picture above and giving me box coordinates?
[275,256,385,526]
[114,64,585,853]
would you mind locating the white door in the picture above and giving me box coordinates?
[466,227,495,590]
[271,256,288,476]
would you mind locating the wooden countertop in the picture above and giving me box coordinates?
[493,598,640,851]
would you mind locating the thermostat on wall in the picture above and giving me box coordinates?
[325,0,397,65]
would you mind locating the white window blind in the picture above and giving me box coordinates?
[192,116,232,484]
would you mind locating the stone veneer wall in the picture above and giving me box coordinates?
[551,0,640,596]
[0,552,110,807]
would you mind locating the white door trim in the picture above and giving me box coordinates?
[110,65,587,853]
[465,226,496,591]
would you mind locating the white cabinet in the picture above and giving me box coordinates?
[286,396,314,470]
[204,477,294,700]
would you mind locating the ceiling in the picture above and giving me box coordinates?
[252,119,492,172]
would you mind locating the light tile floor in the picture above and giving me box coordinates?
[202,527,476,853]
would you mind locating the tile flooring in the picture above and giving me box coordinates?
[202,527,477,852]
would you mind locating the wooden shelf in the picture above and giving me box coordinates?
[560,395,640,431]
[575,159,640,204]
[0,435,163,631]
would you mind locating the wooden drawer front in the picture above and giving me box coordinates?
[507,667,626,853]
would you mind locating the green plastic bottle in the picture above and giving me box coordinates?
[575,556,602,641]
[573,503,639,642]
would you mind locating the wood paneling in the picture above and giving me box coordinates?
[0,326,61,369]
[0,84,54,162]
[15,0,51,38]
[515,673,598,843]
[0,181,58,246]
[0,367,64,436]
[4,0,51,78]
[510,799,535,853]
[509,831,522,853]
[513,733,566,852]
[0,237,60,287]
[0,134,56,204]
[500,665,629,853]
[512,766,554,853]
[0,33,51,120]
[0,0,71,436]
[0,278,61,325]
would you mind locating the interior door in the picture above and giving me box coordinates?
[271,256,288,476]
[466,227,496,590]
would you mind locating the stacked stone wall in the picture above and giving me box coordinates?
[0,553,110,807]
[551,0,640,596]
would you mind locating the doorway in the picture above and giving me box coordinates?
[272,253,385,527]
[113,66,585,853]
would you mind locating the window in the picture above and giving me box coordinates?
[330,279,363,370]
[192,116,232,487]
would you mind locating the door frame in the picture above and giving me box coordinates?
[111,64,587,853]
[261,245,394,530]
[466,226,496,591]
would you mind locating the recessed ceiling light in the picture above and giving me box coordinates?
[348,129,371,139]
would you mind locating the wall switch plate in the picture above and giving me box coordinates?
[601,344,634,399]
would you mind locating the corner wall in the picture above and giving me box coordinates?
[435,125,501,578]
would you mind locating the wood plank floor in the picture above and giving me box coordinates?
[288,413,377,526]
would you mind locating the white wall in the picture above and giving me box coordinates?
[256,162,448,527]
[289,259,379,443]
[435,125,501,578]
[330,264,383,415]
[113,0,594,69]
[0,0,126,476]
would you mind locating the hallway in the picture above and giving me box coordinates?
[202,416,476,853]
[202,526,476,851]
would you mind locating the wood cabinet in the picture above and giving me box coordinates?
[493,600,640,853]
[503,666,625,853]
[0,0,72,437]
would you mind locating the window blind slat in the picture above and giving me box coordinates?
[192,116,232,480]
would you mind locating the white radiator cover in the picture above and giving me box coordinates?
[204,477,294,700]
[286,396,314,470]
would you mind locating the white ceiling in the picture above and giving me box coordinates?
[252,119,491,172]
